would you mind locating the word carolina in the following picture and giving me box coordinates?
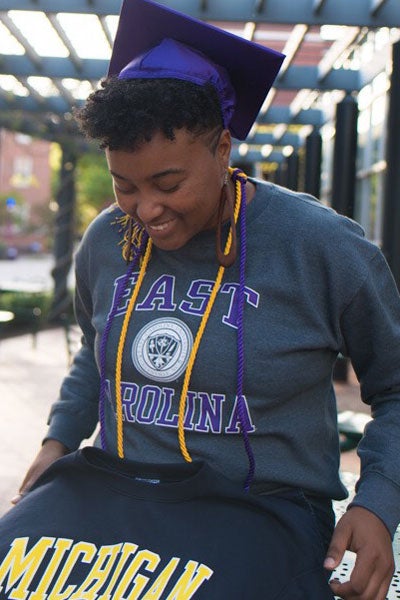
[0,537,213,600]
[112,382,256,434]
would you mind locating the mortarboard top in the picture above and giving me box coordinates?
[108,0,285,141]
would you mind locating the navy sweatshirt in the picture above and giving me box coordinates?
[0,447,333,599]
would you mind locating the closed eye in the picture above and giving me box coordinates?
[114,186,136,195]
[158,184,180,194]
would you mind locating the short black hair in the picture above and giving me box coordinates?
[74,77,224,151]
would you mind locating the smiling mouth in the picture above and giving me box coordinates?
[147,219,174,232]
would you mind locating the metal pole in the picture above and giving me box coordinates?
[382,41,400,290]
[48,142,76,322]
[304,130,322,198]
[286,151,300,191]
[273,162,284,186]
[331,95,359,218]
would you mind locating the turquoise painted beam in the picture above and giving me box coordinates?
[3,0,400,27]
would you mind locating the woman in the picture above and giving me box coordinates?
[11,0,399,598]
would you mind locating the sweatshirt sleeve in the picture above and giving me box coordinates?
[45,244,101,451]
[340,249,400,537]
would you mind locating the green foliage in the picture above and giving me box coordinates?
[0,290,52,335]
[75,153,115,235]
[0,192,25,229]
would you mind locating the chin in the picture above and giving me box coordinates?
[150,238,186,252]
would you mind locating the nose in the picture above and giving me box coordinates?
[135,195,164,224]
[120,193,164,224]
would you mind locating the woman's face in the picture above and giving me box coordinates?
[106,128,231,251]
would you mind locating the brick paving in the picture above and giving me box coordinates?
[0,328,364,518]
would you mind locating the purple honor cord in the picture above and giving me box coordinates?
[232,169,256,492]
[98,172,256,491]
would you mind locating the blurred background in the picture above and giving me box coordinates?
[1,2,400,336]
[0,0,399,519]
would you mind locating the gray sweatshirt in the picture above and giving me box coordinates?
[47,179,400,536]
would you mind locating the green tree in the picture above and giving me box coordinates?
[76,153,115,235]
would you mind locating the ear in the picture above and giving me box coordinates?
[216,129,232,170]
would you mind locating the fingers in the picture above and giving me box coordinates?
[326,507,395,600]
[329,563,393,600]
[324,518,351,572]
[10,493,24,505]
[10,490,29,505]
[10,476,34,505]
[330,548,394,599]
[10,439,69,507]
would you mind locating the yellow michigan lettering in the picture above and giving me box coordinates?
[0,536,55,600]
[140,557,181,599]
[165,560,214,600]
[96,543,139,600]
[113,549,160,599]
[68,543,123,600]
[0,537,214,600]
[46,541,97,600]
[29,538,74,600]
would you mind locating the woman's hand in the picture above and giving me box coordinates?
[11,439,69,505]
[324,506,395,600]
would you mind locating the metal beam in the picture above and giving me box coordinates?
[281,66,360,91]
[254,0,267,14]
[0,111,80,142]
[15,77,46,105]
[0,104,284,162]
[231,148,284,163]
[313,0,328,14]
[52,79,77,106]
[0,0,120,16]
[3,0,400,26]
[0,93,325,129]
[276,24,309,79]
[98,15,113,48]
[0,13,42,70]
[0,94,78,114]
[46,14,83,73]
[148,0,400,26]
[370,0,390,16]
[318,27,361,81]
[249,132,301,146]
[0,55,106,81]
[0,56,362,92]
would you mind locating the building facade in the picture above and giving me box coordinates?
[0,129,52,254]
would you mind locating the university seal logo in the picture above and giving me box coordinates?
[132,318,193,382]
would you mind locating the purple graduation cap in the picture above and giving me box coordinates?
[108,0,285,140]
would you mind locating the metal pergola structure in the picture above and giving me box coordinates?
[1,0,400,317]
[1,0,399,163]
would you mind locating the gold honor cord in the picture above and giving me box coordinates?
[178,174,242,461]
[115,239,153,458]
[114,167,243,460]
